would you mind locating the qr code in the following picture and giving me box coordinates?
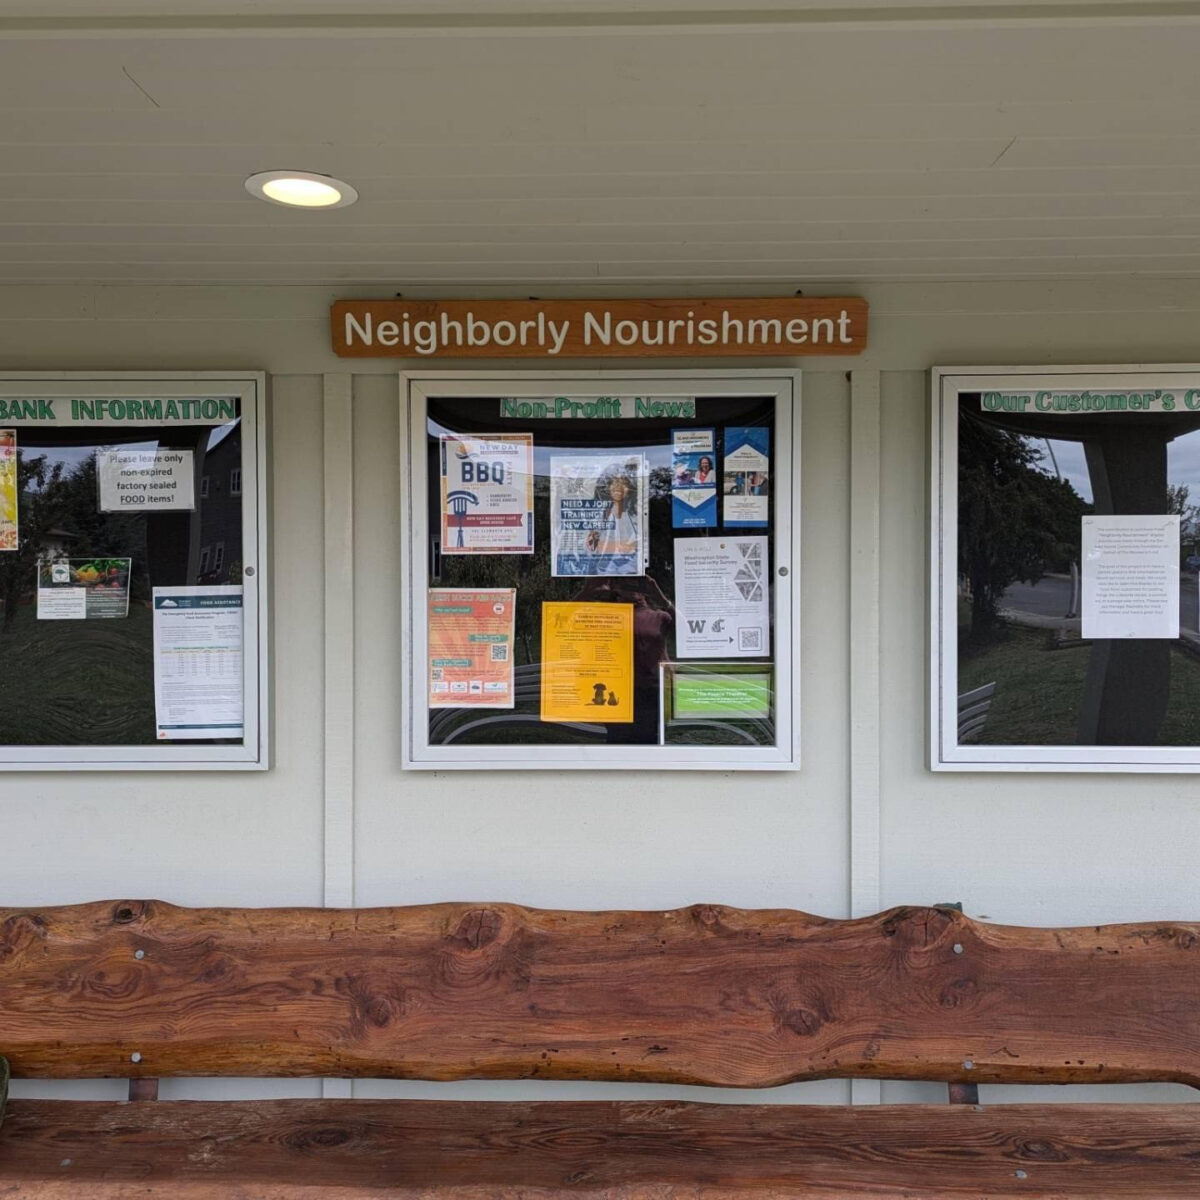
[738,627,763,652]
[490,643,509,661]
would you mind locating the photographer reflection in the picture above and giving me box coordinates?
[572,571,674,743]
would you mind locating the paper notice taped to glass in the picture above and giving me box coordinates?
[152,585,244,739]
[674,535,770,657]
[1081,514,1180,640]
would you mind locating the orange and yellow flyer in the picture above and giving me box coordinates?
[540,601,633,723]
[428,588,516,709]
[0,429,16,551]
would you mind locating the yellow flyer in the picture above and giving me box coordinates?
[540,602,634,723]
[0,429,16,551]
[428,588,516,708]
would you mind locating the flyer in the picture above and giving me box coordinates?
[1081,515,1180,640]
[0,428,15,551]
[37,557,132,620]
[671,428,717,529]
[668,665,773,720]
[440,433,534,554]
[428,587,516,708]
[723,427,770,528]
[674,535,770,657]
[540,601,634,723]
[96,446,195,512]
[152,585,244,740]
[550,452,646,577]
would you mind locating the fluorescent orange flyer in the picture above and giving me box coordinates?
[540,602,633,723]
[428,588,516,709]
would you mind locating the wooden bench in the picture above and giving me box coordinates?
[1,899,1198,1196]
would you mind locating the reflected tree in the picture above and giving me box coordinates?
[958,416,1088,643]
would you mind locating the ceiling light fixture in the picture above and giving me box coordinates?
[244,170,358,209]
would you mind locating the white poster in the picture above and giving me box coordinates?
[439,433,534,554]
[1081,515,1180,640]
[152,585,244,739]
[674,535,770,657]
[97,447,195,512]
[550,452,647,577]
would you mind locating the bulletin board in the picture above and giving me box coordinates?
[402,371,798,770]
[0,373,268,770]
[932,364,1200,772]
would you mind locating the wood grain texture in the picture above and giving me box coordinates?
[2,901,1199,1086]
[1,1099,1199,1197]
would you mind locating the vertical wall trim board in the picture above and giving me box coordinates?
[849,369,883,1107]
[322,373,356,1101]
[323,373,356,909]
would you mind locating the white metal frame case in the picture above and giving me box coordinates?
[402,369,799,771]
[932,363,1200,773]
[0,372,270,771]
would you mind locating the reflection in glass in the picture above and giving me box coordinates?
[957,396,1200,747]
[0,413,243,746]
[426,396,777,748]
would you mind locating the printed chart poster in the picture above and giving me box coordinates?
[0,429,15,551]
[152,586,244,739]
[671,428,717,528]
[1082,515,1180,640]
[37,557,132,620]
[541,601,634,723]
[723,427,770,528]
[674,536,770,657]
[550,453,646,577]
[428,588,516,709]
[97,447,195,512]
[440,433,534,554]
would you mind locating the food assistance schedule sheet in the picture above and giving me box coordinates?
[152,586,244,740]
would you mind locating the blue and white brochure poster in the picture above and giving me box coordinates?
[723,426,770,528]
[670,427,717,528]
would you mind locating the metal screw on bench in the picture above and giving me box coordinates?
[130,1052,141,1063]
[134,949,145,960]
[1014,1170,1028,1179]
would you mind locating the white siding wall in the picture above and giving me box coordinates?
[4,280,1198,1105]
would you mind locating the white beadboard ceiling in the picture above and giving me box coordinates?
[1,1,1200,286]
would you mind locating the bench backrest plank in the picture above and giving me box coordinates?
[2,900,1197,1087]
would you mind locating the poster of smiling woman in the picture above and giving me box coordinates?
[550,452,647,577]
[439,433,534,554]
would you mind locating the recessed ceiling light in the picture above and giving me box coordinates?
[244,170,358,209]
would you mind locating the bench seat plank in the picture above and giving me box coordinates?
[3,900,1200,1088]
[1,1099,1198,1197]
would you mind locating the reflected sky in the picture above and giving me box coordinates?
[18,424,237,479]
[1036,429,1200,508]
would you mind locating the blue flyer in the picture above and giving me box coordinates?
[671,428,717,528]
[723,427,770,528]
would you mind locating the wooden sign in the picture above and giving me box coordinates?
[331,297,867,359]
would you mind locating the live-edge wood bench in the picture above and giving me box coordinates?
[1,899,1198,1197]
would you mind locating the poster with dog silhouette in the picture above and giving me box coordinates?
[540,601,633,723]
